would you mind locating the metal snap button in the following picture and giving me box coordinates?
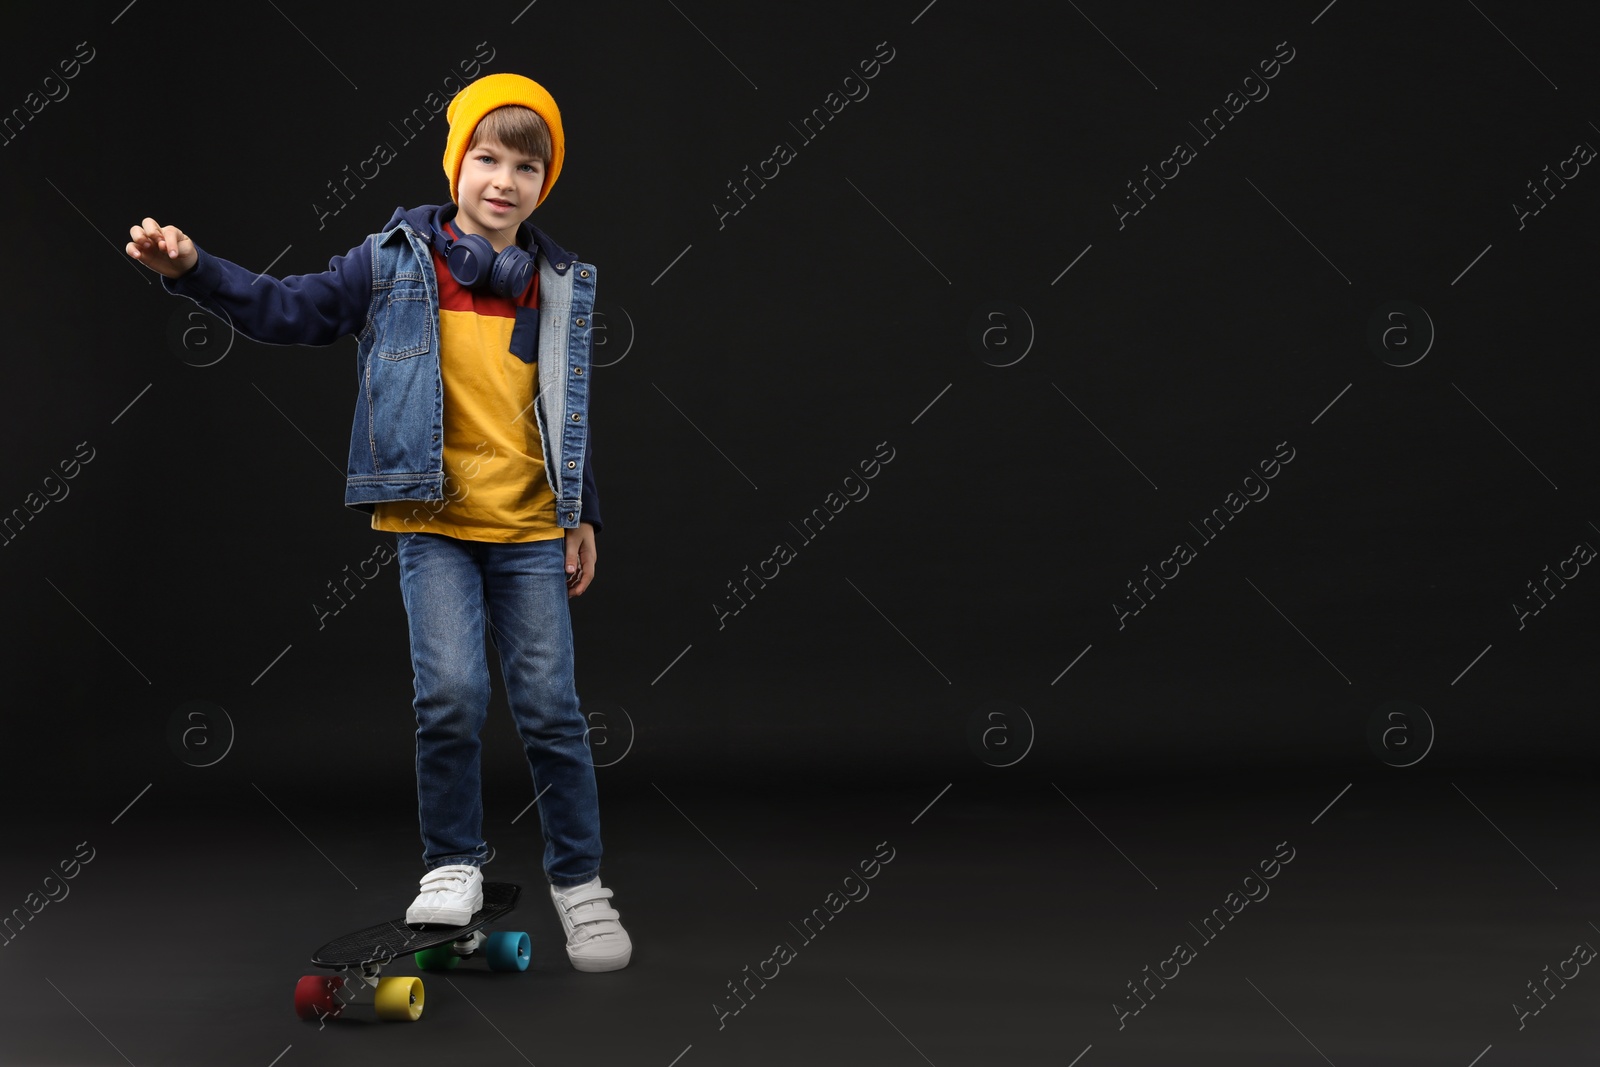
[579,269,590,278]
[573,367,583,375]
[570,413,581,422]
[575,318,586,327]
[566,511,575,521]
[567,460,576,469]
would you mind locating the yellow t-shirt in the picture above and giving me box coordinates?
[371,224,561,542]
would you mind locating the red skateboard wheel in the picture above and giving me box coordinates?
[294,974,346,1022]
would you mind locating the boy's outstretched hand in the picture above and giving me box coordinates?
[566,521,596,597]
[126,217,197,278]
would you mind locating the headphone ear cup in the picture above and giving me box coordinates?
[489,245,535,300]
[446,232,497,289]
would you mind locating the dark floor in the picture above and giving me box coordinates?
[1,768,1595,1066]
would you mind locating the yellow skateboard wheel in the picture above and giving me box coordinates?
[373,975,425,1021]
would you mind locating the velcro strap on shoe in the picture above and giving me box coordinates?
[422,866,475,882]
[558,886,612,908]
[565,904,622,926]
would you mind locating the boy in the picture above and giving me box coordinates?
[128,72,631,972]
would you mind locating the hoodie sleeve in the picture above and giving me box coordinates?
[579,436,603,534]
[161,239,373,347]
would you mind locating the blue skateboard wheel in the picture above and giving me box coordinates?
[485,930,531,972]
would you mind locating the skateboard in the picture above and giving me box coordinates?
[293,881,529,1023]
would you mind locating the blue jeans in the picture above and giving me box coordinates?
[394,531,601,889]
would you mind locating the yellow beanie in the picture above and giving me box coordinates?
[442,73,565,208]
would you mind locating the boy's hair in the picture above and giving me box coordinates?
[469,105,554,171]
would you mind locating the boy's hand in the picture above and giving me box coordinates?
[126,217,197,278]
[566,522,596,597]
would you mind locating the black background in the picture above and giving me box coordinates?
[5,0,1594,794]
[2,1,1598,1063]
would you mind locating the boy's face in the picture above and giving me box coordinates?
[454,133,545,249]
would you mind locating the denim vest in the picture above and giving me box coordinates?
[348,211,597,529]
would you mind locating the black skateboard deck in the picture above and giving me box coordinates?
[294,881,529,1023]
[311,881,521,968]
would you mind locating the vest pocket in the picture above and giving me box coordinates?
[508,305,540,364]
[375,289,432,360]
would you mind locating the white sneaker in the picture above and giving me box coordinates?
[407,864,484,926]
[550,878,632,971]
